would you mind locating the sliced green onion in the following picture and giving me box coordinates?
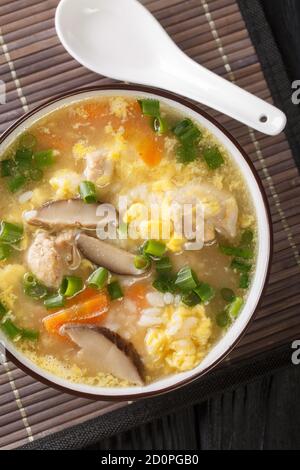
[21,328,39,341]
[221,288,236,302]
[174,267,198,292]
[24,276,48,299]
[155,256,172,275]
[1,319,22,341]
[19,133,37,149]
[87,267,109,290]
[231,258,252,274]
[15,148,33,165]
[219,245,253,259]
[1,159,16,177]
[194,282,215,303]
[173,119,201,143]
[134,255,150,270]
[24,283,48,300]
[181,291,201,307]
[241,229,254,246]
[60,276,83,298]
[0,221,23,243]
[0,301,8,319]
[44,293,65,310]
[239,273,250,289]
[176,143,197,164]
[216,311,230,328]
[29,168,43,181]
[33,149,54,168]
[138,99,160,117]
[8,174,27,193]
[227,296,243,319]
[23,272,37,287]
[79,180,97,204]
[152,275,177,294]
[203,147,224,169]
[107,280,123,300]
[152,116,168,134]
[143,239,166,258]
[0,243,12,261]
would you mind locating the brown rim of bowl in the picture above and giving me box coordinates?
[1,84,273,401]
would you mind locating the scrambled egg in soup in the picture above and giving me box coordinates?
[0,96,256,387]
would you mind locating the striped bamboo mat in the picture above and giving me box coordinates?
[0,0,299,450]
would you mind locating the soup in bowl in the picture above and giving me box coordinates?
[0,87,271,399]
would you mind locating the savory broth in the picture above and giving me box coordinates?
[0,96,256,387]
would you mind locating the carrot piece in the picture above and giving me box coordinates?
[136,137,163,167]
[126,283,148,310]
[43,291,109,336]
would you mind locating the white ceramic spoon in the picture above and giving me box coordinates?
[55,0,286,135]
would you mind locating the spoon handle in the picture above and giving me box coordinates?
[159,54,286,135]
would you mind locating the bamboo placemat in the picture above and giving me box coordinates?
[0,0,299,450]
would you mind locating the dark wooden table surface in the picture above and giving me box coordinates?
[86,365,300,450]
[86,0,300,450]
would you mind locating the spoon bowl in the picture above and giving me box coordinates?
[55,0,286,135]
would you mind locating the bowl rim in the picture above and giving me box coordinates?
[0,84,273,401]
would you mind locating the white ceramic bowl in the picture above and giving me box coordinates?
[0,86,272,400]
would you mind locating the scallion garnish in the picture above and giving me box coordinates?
[8,174,27,193]
[176,143,197,164]
[203,147,224,169]
[15,148,33,166]
[1,319,22,341]
[138,99,160,117]
[152,116,168,135]
[174,266,198,292]
[219,245,253,259]
[79,180,97,204]
[0,301,8,319]
[44,293,65,310]
[220,288,236,302]
[230,258,252,273]
[21,328,39,341]
[23,273,48,300]
[19,133,37,149]
[143,239,166,258]
[155,256,172,275]
[60,276,83,298]
[181,291,201,307]
[33,149,54,168]
[173,119,201,144]
[152,275,177,294]
[241,229,254,246]
[134,255,150,270]
[0,221,23,244]
[194,282,215,303]
[227,296,243,319]
[107,280,123,300]
[0,243,11,261]
[1,159,16,177]
[87,267,109,290]
[216,311,230,328]
[239,273,250,289]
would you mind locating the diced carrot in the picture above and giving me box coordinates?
[136,137,163,167]
[43,291,109,336]
[123,109,164,166]
[126,283,148,310]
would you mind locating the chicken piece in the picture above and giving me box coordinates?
[27,232,65,289]
[84,149,114,187]
[55,230,81,270]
